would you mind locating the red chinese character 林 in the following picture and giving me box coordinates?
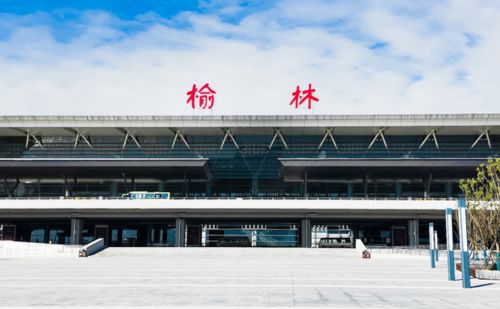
[290,83,318,109]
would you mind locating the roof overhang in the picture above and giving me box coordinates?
[0,199,455,220]
[0,114,499,136]
[279,158,486,181]
[0,158,212,180]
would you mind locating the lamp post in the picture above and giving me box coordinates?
[445,208,455,281]
[458,199,471,288]
[429,222,435,268]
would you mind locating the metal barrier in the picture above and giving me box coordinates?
[79,238,105,257]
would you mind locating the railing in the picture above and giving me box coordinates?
[0,196,459,201]
[366,245,462,259]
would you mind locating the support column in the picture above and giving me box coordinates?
[183,172,187,197]
[175,217,186,247]
[445,208,456,281]
[304,172,308,198]
[429,222,436,268]
[206,181,212,197]
[301,218,312,248]
[347,182,353,198]
[158,181,165,192]
[251,177,258,196]
[395,182,402,198]
[70,217,83,245]
[445,182,453,198]
[110,182,118,197]
[408,219,419,247]
[363,174,369,198]
[458,199,471,288]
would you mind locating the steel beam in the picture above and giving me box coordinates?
[220,129,240,150]
[269,129,288,150]
[25,130,44,149]
[171,130,191,150]
[368,129,388,149]
[471,129,492,149]
[73,130,93,149]
[318,128,338,149]
[419,130,439,149]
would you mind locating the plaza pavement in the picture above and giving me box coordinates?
[0,247,499,308]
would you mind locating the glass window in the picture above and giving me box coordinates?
[30,229,45,243]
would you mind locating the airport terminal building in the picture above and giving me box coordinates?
[0,114,498,248]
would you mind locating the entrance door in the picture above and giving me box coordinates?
[0,224,16,241]
[186,226,201,246]
[95,225,109,246]
[392,226,407,246]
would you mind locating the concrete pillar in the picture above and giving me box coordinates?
[301,218,312,248]
[175,217,186,247]
[70,218,83,245]
[158,181,165,192]
[408,219,419,247]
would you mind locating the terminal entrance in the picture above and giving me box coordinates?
[312,221,411,247]
[186,222,299,247]
[81,221,176,247]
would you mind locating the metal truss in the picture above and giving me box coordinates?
[269,129,288,150]
[318,128,338,149]
[25,130,44,149]
[73,129,93,149]
[471,129,492,149]
[419,130,439,149]
[171,130,191,150]
[220,129,240,150]
[368,129,388,149]
[122,129,141,149]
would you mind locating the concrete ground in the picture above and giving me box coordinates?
[0,248,499,308]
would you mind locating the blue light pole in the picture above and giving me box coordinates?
[434,231,439,262]
[429,222,435,268]
[445,208,455,280]
[458,199,471,288]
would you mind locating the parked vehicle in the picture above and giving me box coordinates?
[121,191,171,199]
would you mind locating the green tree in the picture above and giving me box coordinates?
[459,158,500,269]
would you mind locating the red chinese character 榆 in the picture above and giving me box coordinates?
[186,83,216,109]
[290,83,319,109]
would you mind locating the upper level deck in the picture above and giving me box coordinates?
[0,114,498,199]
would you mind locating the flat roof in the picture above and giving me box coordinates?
[0,158,212,180]
[0,114,499,136]
[279,158,485,181]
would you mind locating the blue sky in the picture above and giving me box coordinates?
[0,0,499,115]
[0,1,200,18]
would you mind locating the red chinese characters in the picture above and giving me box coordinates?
[290,83,319,109]
[186,83,216,109]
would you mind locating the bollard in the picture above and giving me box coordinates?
[458,199,471,288]
[429,222,435,268]
[445,208,455,280]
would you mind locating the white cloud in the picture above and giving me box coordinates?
[0,0,499,115]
